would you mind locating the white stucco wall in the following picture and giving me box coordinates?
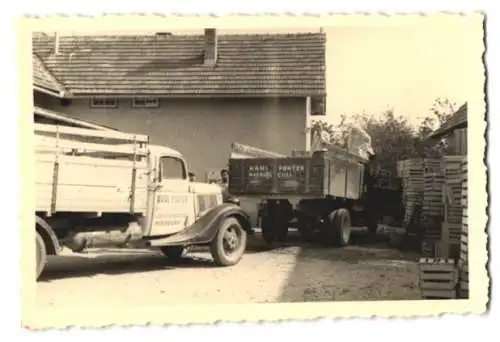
[35,93,308,225]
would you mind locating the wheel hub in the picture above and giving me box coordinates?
[223,229,239,251]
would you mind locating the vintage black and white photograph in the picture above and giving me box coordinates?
[21,14,487,328]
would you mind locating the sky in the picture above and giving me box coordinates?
[46,15,483,129]
[323,22,480,127]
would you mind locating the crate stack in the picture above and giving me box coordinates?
[422,166,445,242]
[419,159,444,256]
[458,158,469,298]
[439,156,467,259]
[398,159,426,225]
[443,156,466,225]
[418,257,458,299]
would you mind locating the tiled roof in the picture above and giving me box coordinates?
[32,32,326,97]
[32,53,66,96]
[429,102,468,138]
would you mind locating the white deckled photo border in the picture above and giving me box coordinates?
[7,5,491,336]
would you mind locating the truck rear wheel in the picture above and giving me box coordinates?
[297,218,316,242]
[323,209,351,247]
[36,230,47,280]
[210,217,247,266]
[261,216,275,245]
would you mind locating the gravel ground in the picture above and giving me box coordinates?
[36,231,422,311]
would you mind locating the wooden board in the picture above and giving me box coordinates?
[34,124,151,214]
[418,257,458,299]
[36,154,149,213]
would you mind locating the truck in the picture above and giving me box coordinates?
[228,144,370,246]
[34,123,252,280]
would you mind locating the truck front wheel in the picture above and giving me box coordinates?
[36,230,47,280]
[210,217,247,266]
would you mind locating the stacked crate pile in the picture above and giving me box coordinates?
[458,158,469,298]
[439,156,467,258]
[397,158,444,256]
[418,257,458,299]
[397,159,425,224]
[421,160,445,253]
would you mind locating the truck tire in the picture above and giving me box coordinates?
[160,246,188,261]
[210,217,247,266]
[324,209,351,247]
[297,218,316,242]
[36,230,47,280]
[261,216,275,245]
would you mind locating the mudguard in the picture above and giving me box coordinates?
[35,216,62,255]
[148,203,253,246]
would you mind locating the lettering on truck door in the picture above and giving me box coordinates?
[148,156,194,236]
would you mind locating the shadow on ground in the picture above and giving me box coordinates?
[39,250,217,282]
[245,230,422,302]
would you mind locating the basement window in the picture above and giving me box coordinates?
[90,98,118,108]
[132,97,160,108]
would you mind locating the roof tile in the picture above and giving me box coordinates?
[32,32,326,97]
[32,53,66,95]
[430,102,468,138]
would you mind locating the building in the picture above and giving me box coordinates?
[32,29,327,178]
[428,102,468,156]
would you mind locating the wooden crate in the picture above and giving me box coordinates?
[421,240,435,257]
[460,230,468,265]
[419,257,458,299]
[458,262,469,299]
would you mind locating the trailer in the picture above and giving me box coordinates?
[228,145,370,245]
[34,123,252,280]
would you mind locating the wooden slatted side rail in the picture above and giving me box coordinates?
[35,123,151,215]
[418,257,458,299]
[230,142,286,158]
[35,122,149,144]
[35,137,150,157]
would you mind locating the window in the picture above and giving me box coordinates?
[90,98,118,108]
[159,156,186,180]
[132,97,160,108]
[310,96,326,116]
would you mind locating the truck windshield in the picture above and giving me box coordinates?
[159,156,186,180]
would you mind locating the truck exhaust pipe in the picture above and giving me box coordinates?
[62,221,143,252]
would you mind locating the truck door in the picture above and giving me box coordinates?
[147,155,195,236]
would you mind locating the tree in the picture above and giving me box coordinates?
[418,97,457,139]
[309,97,459,172]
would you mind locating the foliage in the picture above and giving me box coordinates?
[310,98,458,172]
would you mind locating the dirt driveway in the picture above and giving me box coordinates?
[36,231,422,311]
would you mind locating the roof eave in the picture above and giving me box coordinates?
[66,91,326,99]
[33,85,65,98]
[428,122,468,140]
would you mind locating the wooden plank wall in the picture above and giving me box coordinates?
[35,152,149,214]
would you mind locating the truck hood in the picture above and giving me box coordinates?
[190,182,223,194]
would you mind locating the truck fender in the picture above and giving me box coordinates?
[151,204,253,246]
[35,216,61,255]
[191,204,253,244]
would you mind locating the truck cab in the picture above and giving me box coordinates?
[34,124,253,280]
[145,145,226,238]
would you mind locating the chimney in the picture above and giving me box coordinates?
[203,28,218,66]
[54,33,60,55]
